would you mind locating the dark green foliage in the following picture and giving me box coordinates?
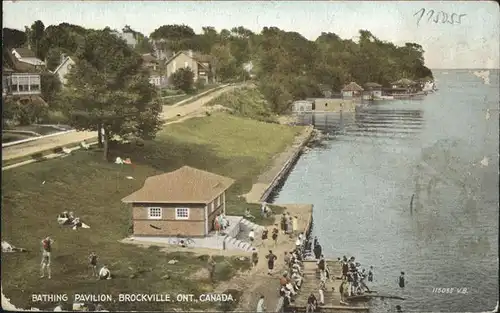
[2,28,27,49]
[170,67,195,93]
[40,72,61,103]
[59,29,162,160]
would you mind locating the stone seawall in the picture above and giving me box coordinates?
[243,125,314,203]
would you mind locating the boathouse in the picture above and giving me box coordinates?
[291,100,313,113]
[363,82,383,99]
[122,166,235,237]
[391,78,418,92]
[341,82,364,99]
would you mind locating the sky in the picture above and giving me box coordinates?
[3,1,499,69]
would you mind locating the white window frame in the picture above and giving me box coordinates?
[175,208,189,220]
[184,61,189,68]
[216,196,221,207]
[148,207,162,219]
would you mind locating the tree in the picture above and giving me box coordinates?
[41,72,62,103]
[2,28,27,49]
[170,68,195,93]
[59,30,162,160]
[28,20,47,59]
[45,48,66,71]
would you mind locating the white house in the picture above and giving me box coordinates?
[52,55,76,85]
[11,48,45,68]
[111,31,138,48]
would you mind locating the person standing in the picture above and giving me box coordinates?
[368,266,374,282]
[341,257,349,279]
[40,236,53,279]
[88,252,98,277]
[339,277,348,305]
[398,271,405,288]
[256,295,266,312]
[292,216,298,234]
[251,248,259,269]
[272,227,279,246]
[207,255,217,282]
[313,243,322,260]
[266,250,277,276]
[280,214,287,233]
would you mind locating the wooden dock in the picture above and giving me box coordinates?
[286,260,369,313]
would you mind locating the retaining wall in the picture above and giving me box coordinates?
[260,127,314,202]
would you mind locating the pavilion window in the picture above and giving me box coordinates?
[175,208,189,220]
[148,207,162,219]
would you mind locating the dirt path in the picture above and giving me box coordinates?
[2,85,238,162]
[2,131,96,161]
[160,85,238,121]
[214,204,313,312]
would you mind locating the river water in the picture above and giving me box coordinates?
[271,70,499,312]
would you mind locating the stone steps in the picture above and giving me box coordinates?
[239,218,266,232]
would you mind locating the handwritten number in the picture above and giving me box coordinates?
[426,10,435,22]
[434,12,442,23]
[414,8,425,26]
[416,8,464,26]
[458,14,466,24]
[441,12,449,24]
[450,13,457,24]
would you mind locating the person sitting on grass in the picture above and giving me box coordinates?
[99,265,111,280]
[245,208,255,219]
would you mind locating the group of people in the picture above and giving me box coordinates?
[213,213,230,235]
[280,248,306,306]
[56,211,88,230]
[39,236,111,280]
[280,212,299,236]
[339,256,373,304]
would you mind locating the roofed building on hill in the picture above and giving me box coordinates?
[341,81,364,99]
[122,166,235,237]
[10,48,45,71]
[110,31,138,48]
[3,67,41,97]
[52,54,76,86]
[164,50,215,85]
[141,54,168,88]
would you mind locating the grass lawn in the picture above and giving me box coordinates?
[1,113,302,311]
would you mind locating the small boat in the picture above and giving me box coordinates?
[379,95,394,100]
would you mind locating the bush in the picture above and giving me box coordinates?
[217,289,242,312]
[43,110,69,124]
[195,78,206,91]
[170,68,195,94]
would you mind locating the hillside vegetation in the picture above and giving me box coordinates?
[207,86,278,123]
